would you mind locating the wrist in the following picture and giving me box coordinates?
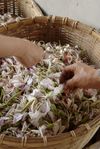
[91,69,100,89]
[0,35,27,57]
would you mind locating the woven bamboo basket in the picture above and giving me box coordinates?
[0,16,100,149]
[0,0,43,17]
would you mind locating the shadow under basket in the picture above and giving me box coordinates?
[0,16,100,149]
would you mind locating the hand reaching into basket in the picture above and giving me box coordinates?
[0,35,44,67]
[60,62,100,90]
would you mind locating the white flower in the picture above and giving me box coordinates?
[25,76,33,85]
[6,58,13,65]
[89,96,97,102]
[31,129,40,135]
[29,111,44,127]
[46,47,51,52]
[39,125,46,137]
[10,74,24,87]
[29,100,50,127]
[46,85,63,100]
[49,72,61,81]
[13,113,23,124]
[22,121,28,132]
[43,59,51,66]
[26,95,36,102]
[6,104,16,116]
[19,96,27,109]
[52,58,58,63]
[66,44,70,48]
[52,85,63,96]
[0,117,10,126]
[60,50,63,54]
[64,48,67,52]
[39,100,51,114]
[40,78,54,90]
[31,89,43,98]
[2,70,7,77]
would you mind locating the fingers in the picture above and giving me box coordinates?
[64,76,78,90]
[60,64,75,83]
[64,63,76,72]
[60,70,74,84]
[32,45,44,62]
[16,57,33,67]
[16,57,28,67]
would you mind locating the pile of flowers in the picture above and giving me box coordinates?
[0,42,100,140]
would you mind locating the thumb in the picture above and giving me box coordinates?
[16,57,29,67]
[65,76,78,90]
[60,64,76,84]
[60,68,74,84]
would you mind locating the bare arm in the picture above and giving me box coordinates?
[0,35,21,57]
[0,35,44,67]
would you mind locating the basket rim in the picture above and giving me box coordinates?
[0,16,100,41]
[0,114,99,146]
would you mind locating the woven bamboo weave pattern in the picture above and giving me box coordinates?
[0,0,43,17]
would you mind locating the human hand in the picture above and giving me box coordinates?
[0,35,44,67]
[60,62,99,90]
[16,39,44,67]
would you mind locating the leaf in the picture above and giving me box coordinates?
[51,104,58,115]
[47,123,54,129]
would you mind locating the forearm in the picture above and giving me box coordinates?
[0,35,24,57]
